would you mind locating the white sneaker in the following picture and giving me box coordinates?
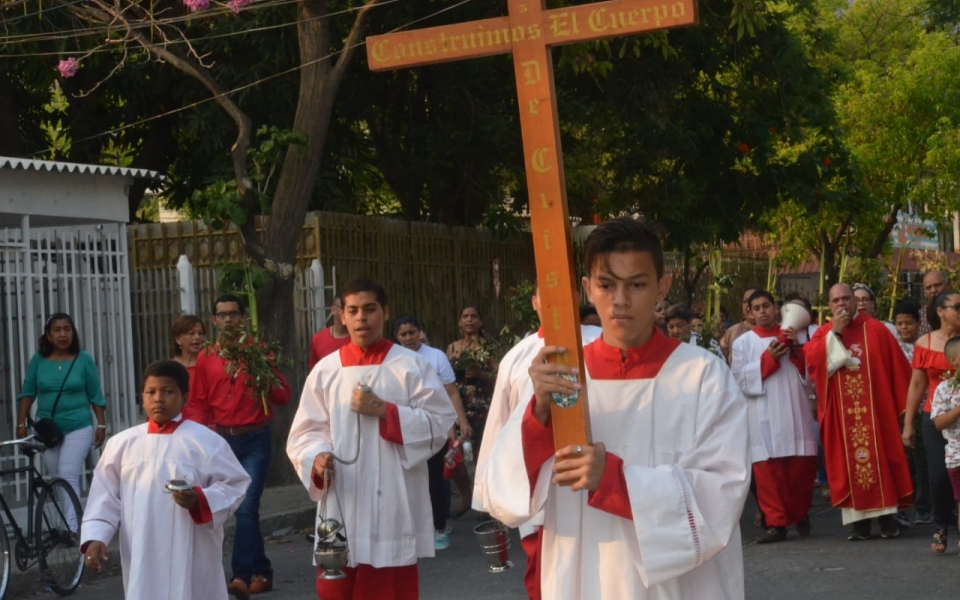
[434,530,450,550]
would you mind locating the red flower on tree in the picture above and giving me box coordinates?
[738,143,749,153]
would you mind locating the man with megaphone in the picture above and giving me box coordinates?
[731,290,819,544]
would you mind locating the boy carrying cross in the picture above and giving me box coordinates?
[480,217,751,599]
[81,360,251,600]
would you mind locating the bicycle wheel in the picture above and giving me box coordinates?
[0,510,11,599]
[34,478,83,596]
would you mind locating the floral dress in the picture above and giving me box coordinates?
[450,345,495,448]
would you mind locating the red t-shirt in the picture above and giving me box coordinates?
[308,327,351,370]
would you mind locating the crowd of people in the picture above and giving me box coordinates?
[16,219,960,600]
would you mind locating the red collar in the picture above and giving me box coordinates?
[584,329,681,380]
[147,415,184,434]
[752,324,781,337]
[340,337,393,366]
[537,327,544,339]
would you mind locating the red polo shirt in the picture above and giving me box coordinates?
[185,346,291,428]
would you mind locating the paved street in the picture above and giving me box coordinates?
[9,491,959,599]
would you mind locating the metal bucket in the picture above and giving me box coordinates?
[473,520,513,573]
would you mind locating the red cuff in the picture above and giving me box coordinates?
[587,453,632,520]
[378,402,404,445]
[760,351,780,380]
[311,469,326,491]
[521,399,555,493]
[188,486,213,525]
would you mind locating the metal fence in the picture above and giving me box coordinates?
[0,217,138,508]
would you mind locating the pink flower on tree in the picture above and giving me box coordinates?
[183,0,210,12]
[227,0,253,14]
[57,58,79,78]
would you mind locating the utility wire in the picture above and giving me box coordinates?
[25,0,477,157]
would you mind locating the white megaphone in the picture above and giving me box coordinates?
[779,300,812,346]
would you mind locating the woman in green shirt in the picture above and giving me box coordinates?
[17,313,107,532]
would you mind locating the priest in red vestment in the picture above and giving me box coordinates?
[805,283,913,540]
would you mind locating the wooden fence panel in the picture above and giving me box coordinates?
[128,213,770,379]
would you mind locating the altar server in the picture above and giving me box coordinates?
[287,278,456,600]
[481,217,750,599]
[731,290,818,544]
[81,360,250,600]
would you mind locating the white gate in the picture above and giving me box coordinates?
[0,216,138,500]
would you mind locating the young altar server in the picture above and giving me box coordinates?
[731,290,818,544]
[80,360,251,600]
[481,217,751,599]
[287,278,456,600]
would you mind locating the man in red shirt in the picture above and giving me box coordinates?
[308,294,350,370]
[186,294,291,596]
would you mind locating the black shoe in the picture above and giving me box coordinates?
[756,527,787,544]
[848,520,871,541]
[878,515,900,539]
[796,515,812,537]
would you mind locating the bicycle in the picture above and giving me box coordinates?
[0,436,84,599]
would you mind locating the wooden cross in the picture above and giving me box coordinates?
[367,0,698,449]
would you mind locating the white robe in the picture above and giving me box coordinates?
[730,330,818,463]
[81,419,250,600]
[287,344,456,568]
[481,341,750,600]
[472,326,601,526]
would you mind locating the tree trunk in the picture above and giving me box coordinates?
[866,203,902,259]
[258,0,379,485]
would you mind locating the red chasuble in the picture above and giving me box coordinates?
[805,312,913,511]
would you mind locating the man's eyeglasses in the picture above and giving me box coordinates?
[215,311,242,319]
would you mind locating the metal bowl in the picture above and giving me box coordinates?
[164,478,193,493]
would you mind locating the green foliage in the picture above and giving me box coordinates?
[214,261,289,411]
[505,280,539,337]
[188,125,306,228]
[39,82,72,159]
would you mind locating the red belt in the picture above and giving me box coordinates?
[215,422,269,436]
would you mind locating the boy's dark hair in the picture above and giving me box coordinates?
[665,304,692,323]
[38,312,82,357]
[341,278,389,307]
[142,360,190,395]
[892,299,921,322]
[946,336,960,359]
[393,314,421,335]
[579,304,599,321]
[748,289,776,308]
[212,294,246,315]
[583,217,664,279]
[170,314,205,358]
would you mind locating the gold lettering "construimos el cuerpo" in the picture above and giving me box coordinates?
[370,3,688,65]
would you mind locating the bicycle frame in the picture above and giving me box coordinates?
[0,439,53,570]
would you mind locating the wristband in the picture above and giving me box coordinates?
[96,424,107,429]
[16,424,26,430]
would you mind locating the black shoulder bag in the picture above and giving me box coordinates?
[31,355,78,449]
